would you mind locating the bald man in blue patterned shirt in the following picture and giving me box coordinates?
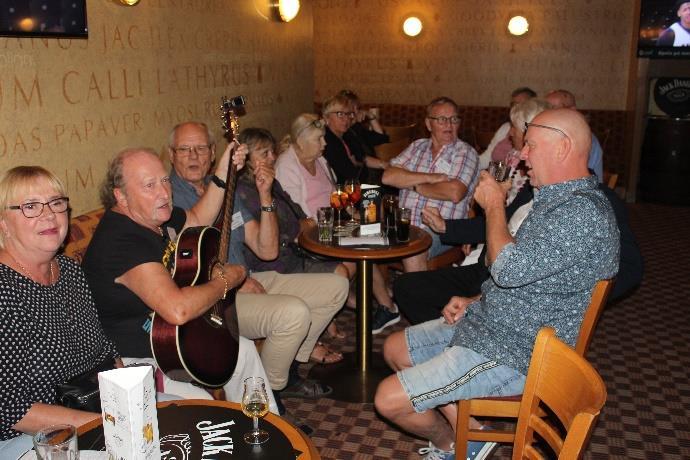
[375,109,620,460]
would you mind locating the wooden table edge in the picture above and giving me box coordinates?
[77,399,320,459]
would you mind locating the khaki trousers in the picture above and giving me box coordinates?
[236,271,348,390]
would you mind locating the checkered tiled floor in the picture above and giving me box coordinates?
[284,203,690,459]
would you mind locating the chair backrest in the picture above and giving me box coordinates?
[603,171,619,190]
[375,138,411,162]
[512,327,607,460]
[383,124,417,143]
[574,279,613,356]
[471,126,496,152]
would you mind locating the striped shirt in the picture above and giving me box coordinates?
[390,138,479,227]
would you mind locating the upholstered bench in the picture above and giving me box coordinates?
[63,208,105,262]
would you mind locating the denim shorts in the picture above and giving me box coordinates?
[398,318,526,413]
[428,231,454,259]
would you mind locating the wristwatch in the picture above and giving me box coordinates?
[260,200,276,212]
[210,175,226,189]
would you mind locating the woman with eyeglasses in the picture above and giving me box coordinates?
[275,114,398,339]
[0,166,119,457]
[322,92,389,184]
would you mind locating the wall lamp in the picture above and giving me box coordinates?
[115,0,140,5]
[270,0,300,22]
[507,15,529,36]
[402,16,423,37]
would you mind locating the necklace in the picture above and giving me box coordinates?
[8,252,54,285]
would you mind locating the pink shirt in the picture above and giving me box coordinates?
[302,160,334,218]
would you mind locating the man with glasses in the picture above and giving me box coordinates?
[375,109,619,460]
[168,122,346,416]
[545,89,604,182]
[382,96,479,273]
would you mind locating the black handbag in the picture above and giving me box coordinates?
[55,360,115,412]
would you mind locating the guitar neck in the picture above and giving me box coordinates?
[216,160,238,264]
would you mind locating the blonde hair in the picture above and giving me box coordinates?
[0,166,67,249]
[322,94,352,116]
[279,113,324,154]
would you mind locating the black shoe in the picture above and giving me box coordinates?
[372,307,401,334]
[281,378,333,399]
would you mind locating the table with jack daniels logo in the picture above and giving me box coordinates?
[77,399,320,459]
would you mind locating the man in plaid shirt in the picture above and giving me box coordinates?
[383,96,479,272]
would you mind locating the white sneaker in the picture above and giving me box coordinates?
[418,441,455,460]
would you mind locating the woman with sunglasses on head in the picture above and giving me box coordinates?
[275,114,399,339]
[0,166,119,457]
[322,92,389,184]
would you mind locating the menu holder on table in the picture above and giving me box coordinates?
[98,366,161,459]
[338,235,389,247]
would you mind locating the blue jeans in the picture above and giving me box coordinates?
[428,231,454,258]
[398,318,526,412]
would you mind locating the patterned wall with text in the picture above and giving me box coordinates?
[313,0,634,110]
[0,0,314,214]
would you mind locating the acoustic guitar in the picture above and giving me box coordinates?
[150,95,246,388]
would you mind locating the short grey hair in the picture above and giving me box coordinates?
[426,96,459,117]
[167,121,215,149]
[99,147,159,209]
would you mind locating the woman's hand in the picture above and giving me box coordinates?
[254,160,275,198]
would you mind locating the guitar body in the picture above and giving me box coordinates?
[150,226,240,388]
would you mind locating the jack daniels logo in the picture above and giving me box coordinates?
[80,404,302,459]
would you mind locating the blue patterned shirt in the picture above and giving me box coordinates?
[451,175,619,375]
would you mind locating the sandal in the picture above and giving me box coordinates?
[309,342,344,364]
[281,378,333,399]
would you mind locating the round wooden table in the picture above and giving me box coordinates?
[299,225,431,402]
[77,399,320,459]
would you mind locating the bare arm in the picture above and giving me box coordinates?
[117,262,246,325]
[473,171,513,264]
[382,166,448,189]
[13,403,100,435]
[416,180,468,203]
[185,143,248,228]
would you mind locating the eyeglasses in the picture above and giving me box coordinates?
[524,122,569,140]
[327,111,356,119]
[427,115,461,125]
[173,144,213,156]
[7,197,70,218]
[296,119,325,138]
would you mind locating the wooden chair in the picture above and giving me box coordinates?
[511,327,606,459]
[455,279,613,459]
[383,123,417,143]
[375,138,410,162]
[603,171,618,190]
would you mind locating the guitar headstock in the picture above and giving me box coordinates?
[220,95,246,143]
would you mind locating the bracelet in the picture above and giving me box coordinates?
[214,265,229,299]
[211,175,227,189]
[260,200,276,212]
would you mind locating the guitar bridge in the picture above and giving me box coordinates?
[210,314,224,327]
